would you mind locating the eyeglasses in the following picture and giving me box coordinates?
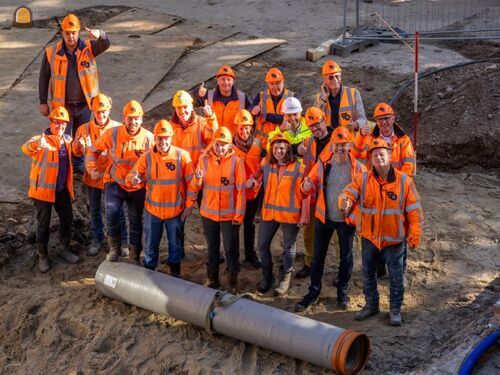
[375,116,393,123]
[326,74,341,81]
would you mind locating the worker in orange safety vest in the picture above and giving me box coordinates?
[86,100,154,264]
[126,120,194,277]
[339,138,423,326]
[22,107,80,273]
[187,127,246,291]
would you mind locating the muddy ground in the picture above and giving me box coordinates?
[1,3,499,375]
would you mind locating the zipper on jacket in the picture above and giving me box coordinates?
[155,161,158,179]
[35,174,39,190]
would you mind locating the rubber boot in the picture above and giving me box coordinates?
[128,244,141,265]
[37,244,50,273]
[274,271,292,297]
[204,266,220,289]
[257,263,275,293]
[59,237,80,264]
[169,263,181,278]
[106,235,121,262]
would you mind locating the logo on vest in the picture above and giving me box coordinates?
[166,162,175,171]
[81,61,90,69]
[221,177,229,186]
[386,191,397,201]
[341,112,351,121]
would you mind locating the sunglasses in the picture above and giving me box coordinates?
[326,74,341,81]
[376,116,393,123]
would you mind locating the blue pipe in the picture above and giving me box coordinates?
[458,329,500,375]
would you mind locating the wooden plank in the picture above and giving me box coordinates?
[306,39,335,62]
[143,33,286,112]
[96,8,181,35]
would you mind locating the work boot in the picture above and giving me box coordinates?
[295,264,310,279]
[245,252,261,269]
[204,267,220,289]
[169,263,181,278]
[120,242,129,257]
[295,293,319,312]
[336,294,350,310]
[354,305,380,321]
[227,272,238,293]
[128,245,141,265]
[37,244,50,273]
[257,263,274,293]
[274,272,292,297]
[59,237,80,264]
[87,239,104,257]
[106,235,121,262]
[389,309,402,326]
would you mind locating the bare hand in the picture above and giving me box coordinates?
[320,83,329,102]
[340,198,352,215]
[39,104,49,117]
[203,99,213,117]
[302,176,313,193]
[297,220,308,229]
[245,176,255,189]
[129,171,142,186]
[251,100,262,116]
[297,141,307,156]
[85,27,100,40]
[279,118,290,132]
[37,133,48,150]
[345,121,359,132]
[78,136,87,151]
[198,81,207,98]
[181,207,193,222]
[195,166,203,180]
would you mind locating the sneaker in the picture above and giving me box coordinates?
[295,265,310,279]
[354,305,380,321]
[389,310,402,326]
[87,239,104,257]
[120,243,129,257]
[294,293,319,312]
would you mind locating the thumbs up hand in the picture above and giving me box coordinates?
[38,133,49,150]
[246,176,256,189]
[85,27,100,40]
[203,99,213,117]
[302,176,313,193]
[251,99,262,116]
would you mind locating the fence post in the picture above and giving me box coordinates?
[343,0,348,44]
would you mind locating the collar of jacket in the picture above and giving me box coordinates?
[328,84,343,99]
[44,128,72,144]
[214,85,239,101]
[372,122,406,138]
[153,145,176,159]
[372,164,396,183]
[58,38,86,56]
[171,112,196,129]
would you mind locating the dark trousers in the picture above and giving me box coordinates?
[144,211,184,270]
[201,217,240,275]
[66,102,91,174]
[34,189,73,246]
[258,220,299,274]
[309,219,355,299]
[87,186,128,244]
[238,197,260,259]
[361,238,405,311]
[105,182,145,250]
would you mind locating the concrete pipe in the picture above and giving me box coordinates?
[95,261,370,374]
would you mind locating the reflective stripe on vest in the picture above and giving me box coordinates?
[262,162,301,214]
[145,150,183,208]
[207,89,245,109]
[200,156,238,215]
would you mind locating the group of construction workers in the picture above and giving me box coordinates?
[23,13,424,327]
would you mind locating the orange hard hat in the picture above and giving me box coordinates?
[233,109,254,126]
[265,68,284,83]
[373,102,395,118]
[153,119,174,137]
[213,127,232,143]
[368,138,392,153]
[304,106,326,127]
[123,100,144,117]
[49,107,70,122]
[216,65,236,79]
[332,127,353,144]
[269,132,291,147]
[322,59,342,75]
[61,13,81,32]
[91,93,112,112]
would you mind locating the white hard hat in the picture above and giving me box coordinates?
[281,97,303,114]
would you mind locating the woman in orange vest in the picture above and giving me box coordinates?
[72,93,128,257]
[126,120,194,277]
[187,127,246,290]
[22,107,80,273]
[232,109,263,269]
[246,133,310,296]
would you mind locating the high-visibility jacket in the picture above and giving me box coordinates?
[187,149,246,223]
[233,137,262,201]
[127,146,194,220]
[339,166,423,250]
[45,40,99,109]
[72,119,120,189]
[171,113,218,167]
[207,88,246,133]
[353,123,416,176]
[21,132,74,203]
[255,89,294,148]
[87,125,154,191]
[305,152,365,224]
[260,160,306,224]
[266,117,312,155]
[315,86,358,128]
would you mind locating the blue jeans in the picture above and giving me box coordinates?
[66,102,91,174]
[361,238,405,311]
[105,182,145,249]
[143,211,184,270]
[87,186,128,244]
[309,219,355,299]
[258,220,299,274]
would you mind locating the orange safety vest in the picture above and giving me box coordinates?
[21,133,74,203]
[171,113,218,167]
[188,149,246,223]
[255,89,294,148]
[88,125,154,191]
[306,152,365,224]
[340,167,423,250]
[72,119,120,189]
[207,88,246,133]
[128,146,194,220]
[315,86,357,128]
[353,123,416,176]
[261,160,306,224]
[45,40,99,109]
[233,138,262,201]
